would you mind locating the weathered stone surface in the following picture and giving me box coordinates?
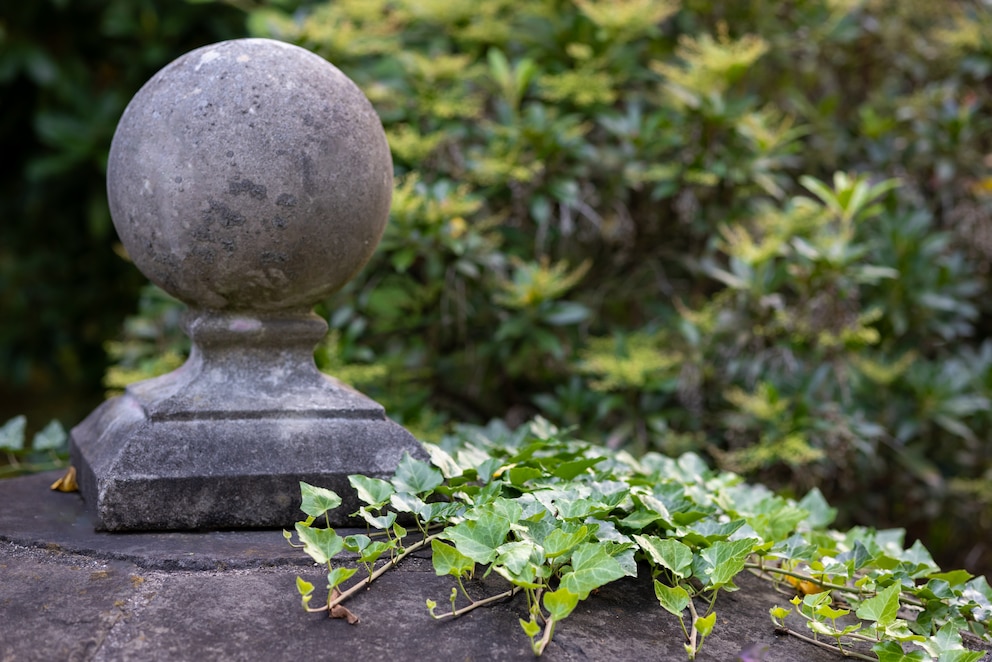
[3,473,990,661]
[70,38,423,531]
[107,38,392,311]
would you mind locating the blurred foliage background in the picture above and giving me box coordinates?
[3,0,992,578]
[0,0,245,424]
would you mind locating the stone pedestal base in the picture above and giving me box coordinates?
[69,310,425,531]
[70,385,423,531]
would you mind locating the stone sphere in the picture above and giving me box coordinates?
[107,38,393,311]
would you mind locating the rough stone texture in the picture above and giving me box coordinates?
[8,472,989,661]
[69,38,424,531]
[107,38,392,311]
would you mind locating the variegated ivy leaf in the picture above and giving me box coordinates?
[559,542,625,600]
[391,452,444,495]
[442,509,513,565]
[431,539,475,578]
[294,523,344,565]
[348,474,394,508]
[299,482,342,519]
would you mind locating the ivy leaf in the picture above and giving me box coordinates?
[636,493,672,522]
[543,524,591,558]
[327,567,358,590]
[619,507,664,530]
[431,539,475,578]
[507,465,545,485]
[543,587,580,620]
[937,652,986,662]
[422,501,464,524]
[296,576,314,597]
[493,561,543,589]
[391,452,444,495]
[608,544,639,578]
[357,506,396,530]
[930,569,973,587]
[856,583,902,627]
[871,641,926,662]
[634,535,693,579]
[814,603,850,620]
[0,416,26,452]
[299,482,342,519]
[488,497,524,524]
[360,540,393,565]
[695,611,716,637]
[918,623,986,661]
[747,504,807,543]
[769,605,791,622]
[697,538,758,588]
[343,534,371,554]
[294,523,344,564]
[390,491,429,519]
[32,420,66,451]
[442,510,512,564]
[836,540,874,573]
[797,488,836,529]
[496,541,540,574]
[654,580,690,616]
[689,518,746,541]
[520,616,541,638]
[561,498,601,520]
[560,542,625,599]
[770,533,818,563]
[422,443,463,478]
[551,456,605,480]
[348,475,395,508]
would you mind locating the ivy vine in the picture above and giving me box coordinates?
[286,420,992,660]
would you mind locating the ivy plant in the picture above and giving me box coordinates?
[0,415,68,478]
[287,420,991,660]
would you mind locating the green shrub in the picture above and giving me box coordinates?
[225,0,992,575]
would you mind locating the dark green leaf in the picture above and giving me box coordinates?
[871,641,926,662]
[551,457,605,480]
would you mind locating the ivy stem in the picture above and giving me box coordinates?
[329,533,440,609]
[431,586,522,622]
[747,563,926,609]
[456,575,474,603]
[686,596,700,659]
[775,626,876,661]
[533,615,557,656]
[745,563,853,593]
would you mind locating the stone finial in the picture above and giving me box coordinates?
[70,39,424,531]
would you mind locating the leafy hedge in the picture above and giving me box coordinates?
[203,0,992,575]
